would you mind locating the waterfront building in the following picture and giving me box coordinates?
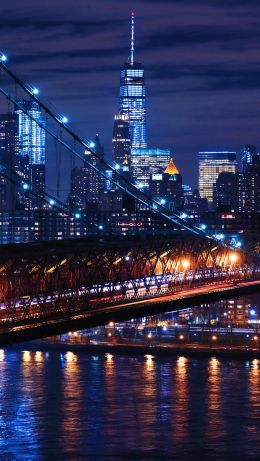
[198,151,237,205]
[119,13,147,148]
[131,148,170,189]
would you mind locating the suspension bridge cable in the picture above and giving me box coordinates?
[0,60,208,236]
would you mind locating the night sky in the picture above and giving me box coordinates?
[1,0,260,187]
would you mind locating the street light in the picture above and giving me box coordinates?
[182,258,190,270]
[229,252,238,264]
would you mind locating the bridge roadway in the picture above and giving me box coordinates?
[1,278,260,346]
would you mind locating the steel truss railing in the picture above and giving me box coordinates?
[0,236,258,326]
[0,60,257,263]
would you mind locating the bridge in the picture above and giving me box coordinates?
[0,55,260,344]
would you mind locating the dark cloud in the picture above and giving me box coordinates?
[0,0,259,187]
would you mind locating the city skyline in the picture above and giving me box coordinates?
[0,0,259,187]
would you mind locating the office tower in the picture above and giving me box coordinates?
[131,148,170,188]
[213,172,238,211]
[198,151,237,205]
[112,114,131,167]
[241,144,257,172]
[149,157,183,211]
[15,99,46,209]
[68,166,87,210]
[84,134,106,209]
[238,155,260,212]
[0,113,19,211]
[119,13,147,148]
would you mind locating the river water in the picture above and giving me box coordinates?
[0,347,259,460]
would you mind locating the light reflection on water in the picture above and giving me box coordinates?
[0,351,259,460]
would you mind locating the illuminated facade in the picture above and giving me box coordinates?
[131,148,170,188]
[0,113,19,211]
[199,151,237,204]
[241,144,257,172]
[119,13,147,148]
[149,158,184,210]
[15,100,46,209]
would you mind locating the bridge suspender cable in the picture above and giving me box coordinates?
[0,58,254,255]
[0,64,206,236]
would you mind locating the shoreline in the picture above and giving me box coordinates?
[5,340,260,359]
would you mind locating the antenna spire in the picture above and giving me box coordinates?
[130,11,135,65]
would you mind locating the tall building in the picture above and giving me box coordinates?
[84,134,106,209]
[15,99,46,209]
[198,151,237,205]
[112,114,131,167]
[241,144,257,172]
[119,13,147,148]
[213,172,238,211]
[149,157,184,211]
[238,154,260,212]
[131,148,170,188]
[0,113,19,211]
[68,166,87,210]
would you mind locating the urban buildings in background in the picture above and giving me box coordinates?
[119,12,147,149]
[1,14,260,244]
[198,151,237,206]
[0,100,46,211]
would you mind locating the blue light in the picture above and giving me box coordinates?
[1,54,7,62]
[115,163,120,170]
[49,199,55,206]
[125,256,130,261]
[236,241,242,248]
[98,224,103,230]
[75,213,81,219]
[163,326,167,331]
[61,116,68,124]
[200,224,207,230]
[32,87,39,95]
[249,309,256,316]
[160,198,166,205]
[214,233,224,240]
[22,183,29,190]
[181,212,188,219]
[89,141,95,149]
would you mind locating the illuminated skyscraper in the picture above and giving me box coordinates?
[131,148,170,188]
[0,113,19,211]
[15,100,46,209]
[198,151,237,205]
[112,114,131,167]
[241,144,257,172]
[119,13,147,148]
[149,158,184,211]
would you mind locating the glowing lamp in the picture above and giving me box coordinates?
[229,252,238,264]
[182,258,190,270]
